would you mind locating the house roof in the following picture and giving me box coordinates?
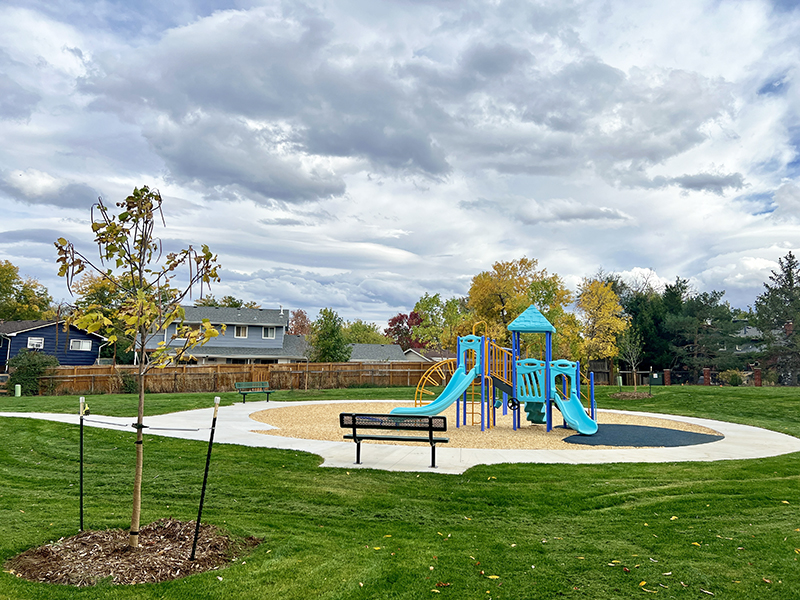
[349,343,407,362]
[507,306,556,333]
[182,306,289,327]
[0,320,106,339]
[187,335,309,360]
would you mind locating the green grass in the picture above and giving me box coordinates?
[0,387,418,417]
[1,386,799,598]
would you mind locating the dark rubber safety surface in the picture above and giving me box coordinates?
[563,424,724,448]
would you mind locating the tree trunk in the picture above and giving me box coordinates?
[129,335,146,548]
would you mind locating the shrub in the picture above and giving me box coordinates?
[719,369,744,387]
[120,371,138,394]
[7,349,60,396]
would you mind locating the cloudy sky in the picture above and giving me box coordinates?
[2,0,800,324]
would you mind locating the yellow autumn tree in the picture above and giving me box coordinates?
[467,257,583,357]
[576,278,628,360]
[468,257,547,345]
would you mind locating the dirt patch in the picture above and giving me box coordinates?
[4,518,260,586]
[249,401,720,451]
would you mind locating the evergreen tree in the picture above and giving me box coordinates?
[754,251,800,384]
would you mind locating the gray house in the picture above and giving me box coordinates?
[159,306,307,364]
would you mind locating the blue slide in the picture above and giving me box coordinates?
[391,365,480,417]
[552,391,598,435]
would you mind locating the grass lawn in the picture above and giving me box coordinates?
[0,385,798,599]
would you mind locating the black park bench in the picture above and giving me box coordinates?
[339,413,448,468]
[234,381,271,403]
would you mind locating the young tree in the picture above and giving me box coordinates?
[55,186,224,548]
[72,272,134,363]
[618,327,644,391]
[0,260,53,320]
[577,279,628,361]
[307,308,352,362]
[287,309,311,335]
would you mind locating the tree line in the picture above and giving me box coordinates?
[2,249,798,383]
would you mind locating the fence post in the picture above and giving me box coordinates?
[754,368,762,387]
[703,367,711,386]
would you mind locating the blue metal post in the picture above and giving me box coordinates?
[590,372,596,420]
[480,335,486,432]
[456,337,461,428]
[545,331,552,431]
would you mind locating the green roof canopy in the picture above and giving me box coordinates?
[507,305,555,333]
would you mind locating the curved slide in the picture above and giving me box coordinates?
[552,391,598,435]
[391,366,480,417]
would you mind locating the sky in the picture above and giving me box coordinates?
[2,0,800,326]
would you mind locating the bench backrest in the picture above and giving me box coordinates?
[235,382,269,390]
[339,413,447,432]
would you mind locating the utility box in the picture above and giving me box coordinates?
[649,372,664,386]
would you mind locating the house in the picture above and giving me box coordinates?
[159,306,306,365]
[0,320,105,371]
[349,343,407,362]
[403,348,457,362]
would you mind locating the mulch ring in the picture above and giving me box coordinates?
[4,518,260,586]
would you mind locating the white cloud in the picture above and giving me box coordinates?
[1,0,800,324]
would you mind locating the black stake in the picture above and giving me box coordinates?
[190,396,220,561]
[79,396,85,531]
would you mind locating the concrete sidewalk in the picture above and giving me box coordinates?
[3,400,800,474]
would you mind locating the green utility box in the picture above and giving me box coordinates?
[649,371,664,386]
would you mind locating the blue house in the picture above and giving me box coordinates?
[157,306,307,364]
[0,320,105,371]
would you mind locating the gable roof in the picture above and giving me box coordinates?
[182,306,289,327]
[349,343,407,362]
[0,320,106,339]
[507,305,556,333]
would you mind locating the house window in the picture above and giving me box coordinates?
[27,337,44,349]
[70,339,93,351]
[234,326,248,338]
[262,326,276,339]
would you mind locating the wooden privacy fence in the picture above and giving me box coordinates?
[38,362,435,395]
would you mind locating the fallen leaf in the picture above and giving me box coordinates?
[623,567,630,573]
[662,572,672,576]
[700,589,714,595]
[680,582,688,587]
[384,535,392,538]
[639,581,647,586]
[763,578,772,584]
[429,566,435,571]
[649,558,658,563]
[659,584,668,589]
[795,549,800,554]
[577,557,585,560]
[487,575,500,579]
[644,523,648,526]
[373,547,381,550]
[612,560,621,563]
[641,588,658,593]
[510,544,516,547]
[431,590,440,594]
[435,582,451,587]
[670,516,678,521]
[359,582,364,587]
[217,576,223,581]
[464,517,472,520]
[692,542,702,547]
[782,501,789,504]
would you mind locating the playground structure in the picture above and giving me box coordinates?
[391,306,598,435]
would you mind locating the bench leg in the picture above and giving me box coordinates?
[355,440,362,464]
[430,443,437,468]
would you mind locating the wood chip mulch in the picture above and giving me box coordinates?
[3,518,260,586]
